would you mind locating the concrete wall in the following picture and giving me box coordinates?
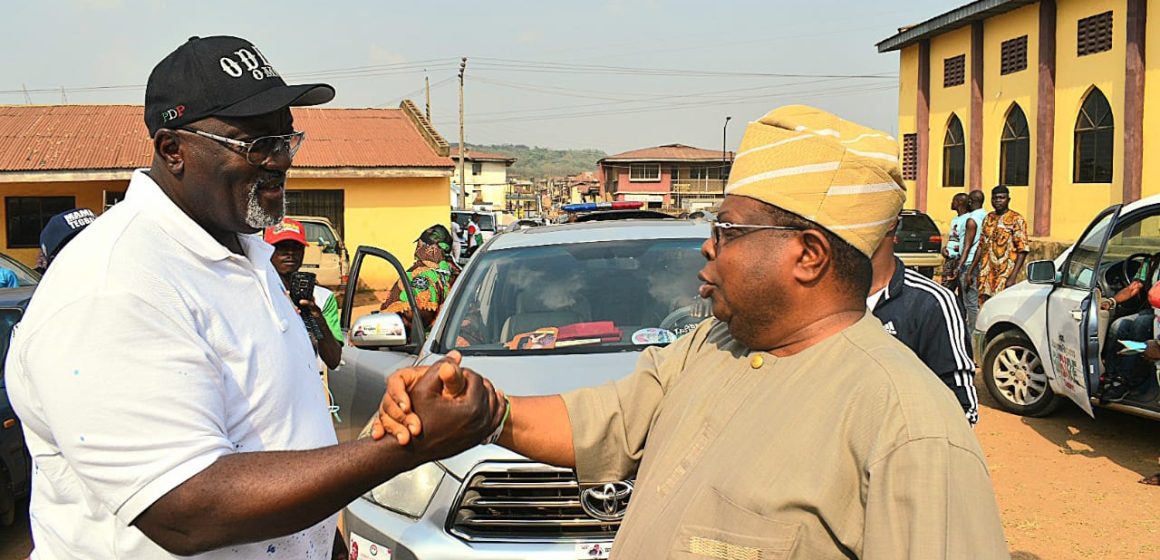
[893,0,1139,243]
[927,26,975,233]
[0,175,449,290]
[290,176,450,289]
[982,3,1040,227]
[0,180,110,265]
[1050,0,1127,239]
[898,44,920,204]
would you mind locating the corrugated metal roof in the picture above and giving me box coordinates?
[600,143,732,163]
[876,0,1038,53]
[449,146,517,163]
[0,105,453,172]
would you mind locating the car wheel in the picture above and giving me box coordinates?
[983,331,1061,417]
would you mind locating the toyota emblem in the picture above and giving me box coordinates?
[580,480,633,521]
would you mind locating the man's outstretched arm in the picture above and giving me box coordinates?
[136,358,502,556]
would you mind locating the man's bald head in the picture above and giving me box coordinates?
[968,190,985,210]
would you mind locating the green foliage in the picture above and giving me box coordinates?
[465,144,606,180]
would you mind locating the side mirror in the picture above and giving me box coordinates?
[349,312,408,349]
[1026,260,1058,285]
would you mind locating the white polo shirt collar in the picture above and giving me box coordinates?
[125,169,272,265]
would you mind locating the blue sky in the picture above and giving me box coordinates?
[2,0,964,153]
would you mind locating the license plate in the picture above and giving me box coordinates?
[576,543,613,559]
[349,532,392,560]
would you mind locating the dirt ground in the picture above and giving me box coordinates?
[976,382,1160,559]
[2,376,1157,559]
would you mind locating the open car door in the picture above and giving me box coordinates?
[330,246,426,442]
[1045,205,1121,417]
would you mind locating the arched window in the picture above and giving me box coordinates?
[943,114,965,187]
[1074,88,1114,183]
[1000,104,1030,186]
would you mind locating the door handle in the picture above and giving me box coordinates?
[1071,308,1083,321]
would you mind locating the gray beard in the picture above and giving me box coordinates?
[244,179,286,229]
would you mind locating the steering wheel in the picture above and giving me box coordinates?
[658,298,713,332]
[1121,252,1155,287]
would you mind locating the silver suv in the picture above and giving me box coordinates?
[330,219,710,559]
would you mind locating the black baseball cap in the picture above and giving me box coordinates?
[144,35,335,136]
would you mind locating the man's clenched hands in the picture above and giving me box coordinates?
[371,351,504,450]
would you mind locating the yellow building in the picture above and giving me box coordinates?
[879,0,1150,241]
[0,102,453,288]
[449,147,516,211]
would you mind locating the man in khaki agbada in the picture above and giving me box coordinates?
[376,106,1009,559]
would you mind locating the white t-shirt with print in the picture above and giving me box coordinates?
[5,170,338,559]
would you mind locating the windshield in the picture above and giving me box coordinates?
[442,238,710,355]
[299,221,339,252]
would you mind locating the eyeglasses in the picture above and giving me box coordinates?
[182,128,306,166]
[710,220,806,249]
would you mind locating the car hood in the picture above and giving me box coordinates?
[415,350,646,479]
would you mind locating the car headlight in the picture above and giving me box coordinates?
[362,461,445,518]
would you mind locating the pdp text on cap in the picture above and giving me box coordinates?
[144,35,335,136]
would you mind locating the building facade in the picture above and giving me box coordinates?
[450,147,516,211]
[880,0,1155,241]
[598,144,732,210]
[0,102,453,288]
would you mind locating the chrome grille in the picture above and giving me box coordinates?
[449,465,620,541]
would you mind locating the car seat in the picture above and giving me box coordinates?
[500,290,588,342]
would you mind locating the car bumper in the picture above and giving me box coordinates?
[343,474,615,560]
[897,253,944,269]
[972,328,985,364]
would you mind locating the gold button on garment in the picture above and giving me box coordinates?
[750,354,764,369]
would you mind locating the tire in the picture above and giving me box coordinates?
[983,331,1061,417]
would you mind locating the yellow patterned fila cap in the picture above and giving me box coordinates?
[725,105,906,257]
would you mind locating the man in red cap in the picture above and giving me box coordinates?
[265,217,343,370]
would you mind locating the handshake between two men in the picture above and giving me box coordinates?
[368,351,578,469]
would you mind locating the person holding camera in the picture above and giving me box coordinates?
[266,217,343,370]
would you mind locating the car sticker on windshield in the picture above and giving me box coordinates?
[632,328,676,345]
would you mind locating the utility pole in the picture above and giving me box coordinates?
[457,57,468,210]
[21,84,31,104]
[424,73,431,121]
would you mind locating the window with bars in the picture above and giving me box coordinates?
[943,55,966,87]
[943,115,965,187]
[6,196,76,249]
[902,134,918,181]
[1077,11,1113,56]
[1000,104,1030,186]
[1001,36,1028,75]
[1074,88,1114,183]
[629,164,661,182]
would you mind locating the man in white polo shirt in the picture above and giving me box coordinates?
[5,36,502,559]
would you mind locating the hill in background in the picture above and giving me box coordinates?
[463,144,605,179]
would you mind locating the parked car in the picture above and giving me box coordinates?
[330,220,711,559]
[974,195,1160,421]
[286,215,349,290]
[452,210,499,242]
[895,209,943,278]
[0,253,38,526]
[504,218,547,233]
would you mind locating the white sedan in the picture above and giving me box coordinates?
[975,194,1160,421]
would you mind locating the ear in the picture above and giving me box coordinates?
[793,229,831,284]
[152,129,185,176]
